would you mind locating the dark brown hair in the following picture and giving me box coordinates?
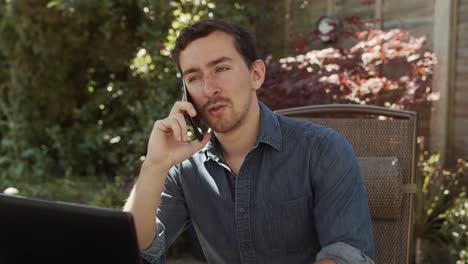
[171,18,258,70]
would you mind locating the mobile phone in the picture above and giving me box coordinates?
[182,80,203,141]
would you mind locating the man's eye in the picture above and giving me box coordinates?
[216,67,230,73]
[188,76,200,83]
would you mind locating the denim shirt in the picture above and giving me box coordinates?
[142,102,375,264]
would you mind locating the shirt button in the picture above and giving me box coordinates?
[243,242,249,248]
[239,207,245,214]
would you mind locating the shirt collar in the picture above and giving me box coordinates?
[202,101,283,162]
[256,101,283,151]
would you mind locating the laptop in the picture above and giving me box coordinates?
[0,193,143,264]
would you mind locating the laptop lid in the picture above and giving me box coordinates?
[0,193,143,264]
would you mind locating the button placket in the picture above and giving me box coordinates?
[234,157,256,263]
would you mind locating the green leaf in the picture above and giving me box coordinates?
[1,138,12,147]
[46,1,59,8]
[0,156,10,165]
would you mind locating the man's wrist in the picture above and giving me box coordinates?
[134,161,170,192]
[141,160,170,178]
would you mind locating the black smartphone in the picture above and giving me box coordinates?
[182,80,203,141]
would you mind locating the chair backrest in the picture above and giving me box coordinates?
[275,104,417,264]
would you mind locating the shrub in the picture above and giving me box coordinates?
[441,194,468,263]
[414,141,468,263]
[259,29,437,122]
[0,0,254,184]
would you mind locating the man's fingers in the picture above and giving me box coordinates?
[173,113,189,142]
[190,133,211,149]
[154,113,190,142]
[154,118,182,141]
[154,119,171,133]
[170,101,197,117]
[168,117,183,142]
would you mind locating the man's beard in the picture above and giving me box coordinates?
[199,95,251,134]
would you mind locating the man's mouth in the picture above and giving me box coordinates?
[207,103,226,115]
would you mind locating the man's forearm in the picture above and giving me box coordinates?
[123,161,168,250]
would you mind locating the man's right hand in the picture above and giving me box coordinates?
[145,101,211,172]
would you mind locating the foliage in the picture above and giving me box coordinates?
[259,29,437,119]
[441,195,468,263]
[90,176,133,209]
[1,0,145,183]
[414,140,468,263]
[2,174,109,204]
[0,0,254,186]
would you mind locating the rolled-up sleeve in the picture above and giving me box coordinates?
[316,242,374,264]
[312,130,375,262]
[141,218,166,263]
[141,165,191,264]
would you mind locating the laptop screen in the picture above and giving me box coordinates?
[0,193,143,264]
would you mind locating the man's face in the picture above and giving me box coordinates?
[179,31,264,134]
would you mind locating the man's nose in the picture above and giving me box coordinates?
[203,74,219,96]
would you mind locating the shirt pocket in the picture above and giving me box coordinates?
[263,196,315,254]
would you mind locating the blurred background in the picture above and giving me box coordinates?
[0,0,466,263]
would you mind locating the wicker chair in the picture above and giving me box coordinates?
[275,104,417,264]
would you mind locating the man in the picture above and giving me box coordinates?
[123,18,375,264]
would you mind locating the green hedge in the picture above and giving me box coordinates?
[0,0,254,186]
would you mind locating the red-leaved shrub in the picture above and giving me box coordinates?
[259,29,438,123]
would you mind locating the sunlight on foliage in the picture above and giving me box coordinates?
[130,48,154,75]
[414,141,468,263]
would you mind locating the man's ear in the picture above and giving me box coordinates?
[250,59,266,90]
